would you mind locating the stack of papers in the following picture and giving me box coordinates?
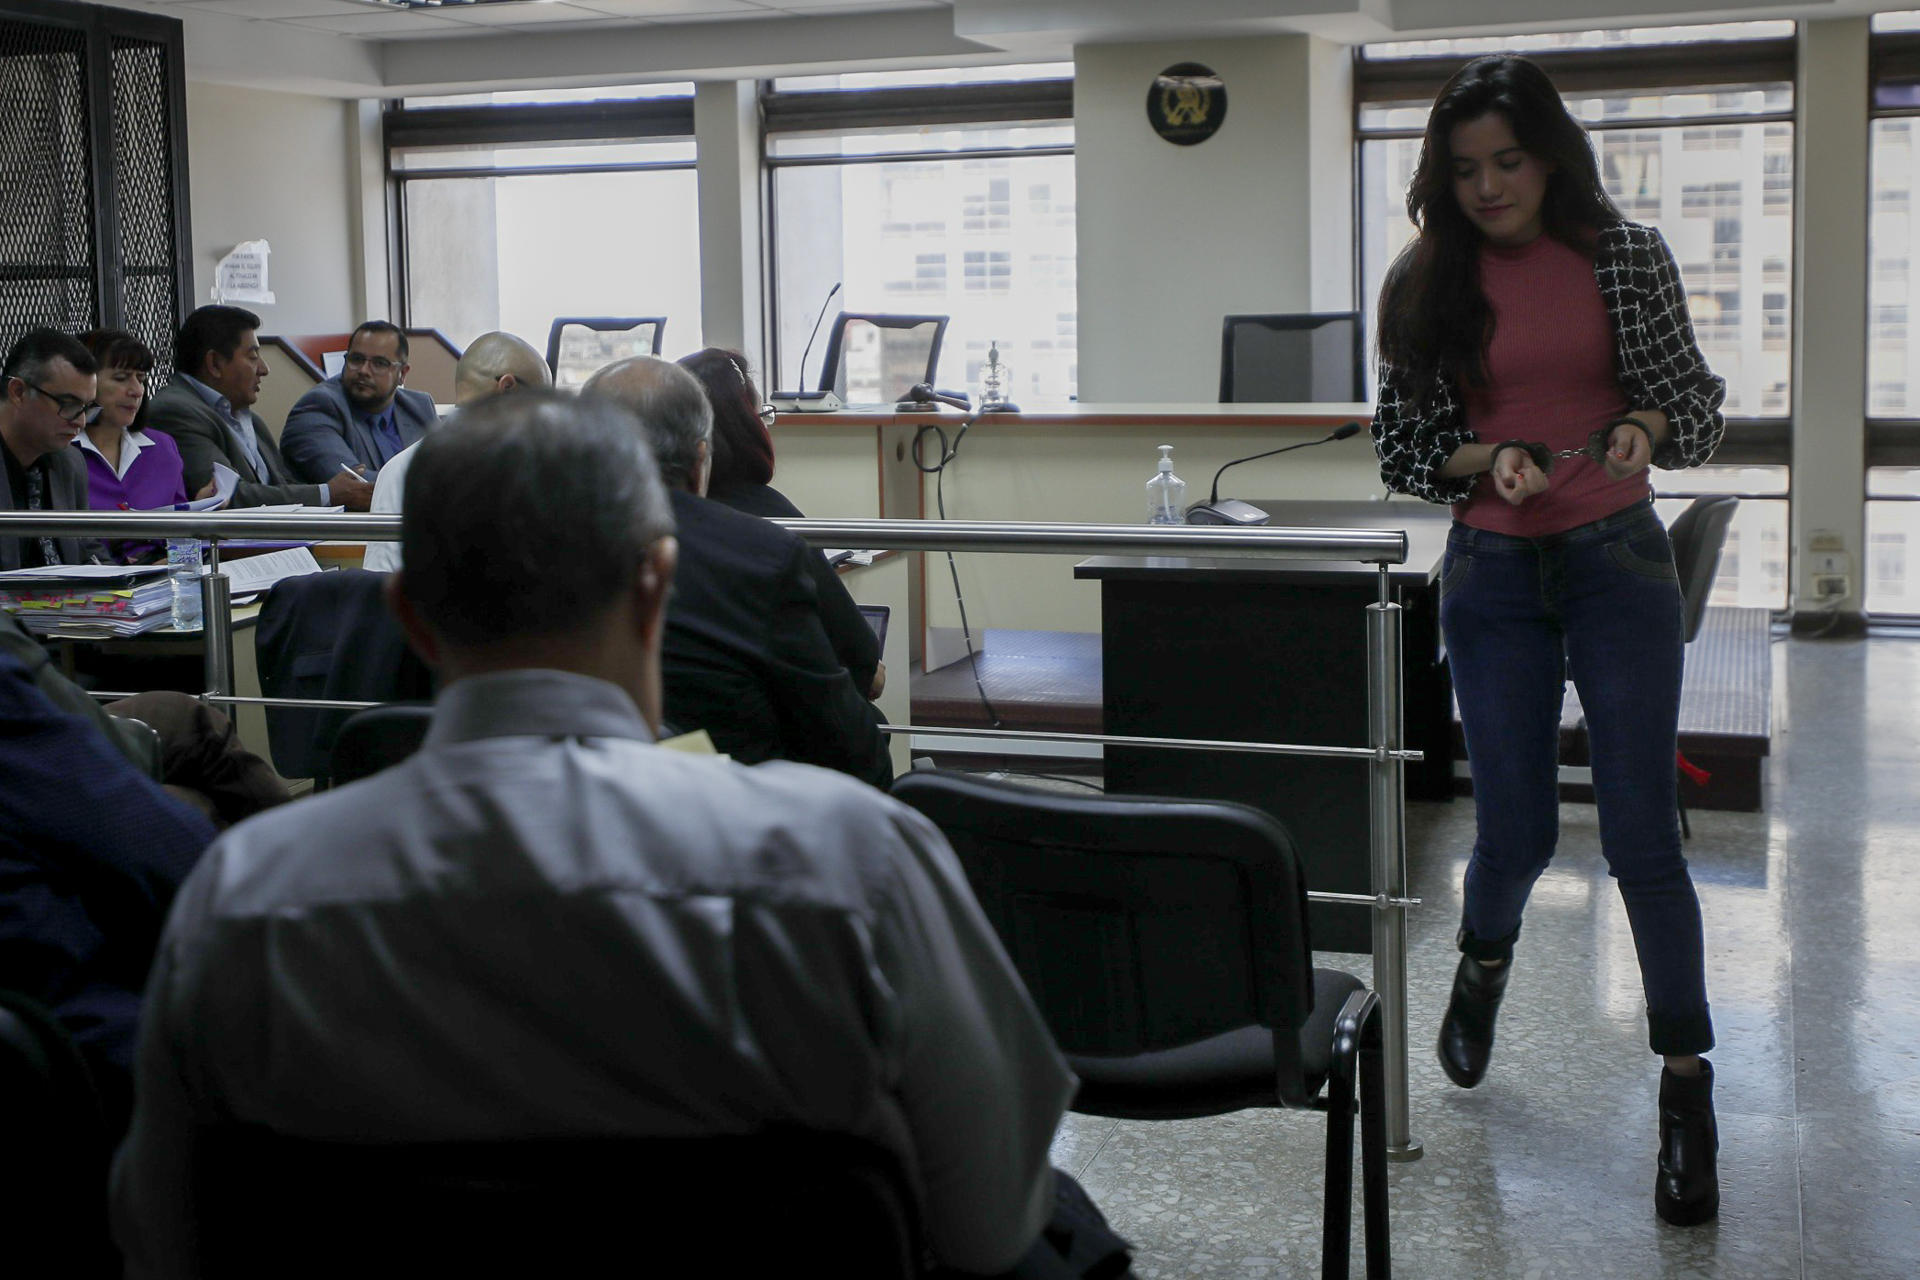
[0,548,326,636]
[0,564,172,637]
[220,546,323,599]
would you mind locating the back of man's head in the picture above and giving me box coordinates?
[398,390,673,651]
[2,327,98,387]
[176,306,261,380]
[454,331,551,405]
[581,356,713,492]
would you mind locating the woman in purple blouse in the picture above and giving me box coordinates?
[75,330,213,563]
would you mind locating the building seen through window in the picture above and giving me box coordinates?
[768,68,1076,405]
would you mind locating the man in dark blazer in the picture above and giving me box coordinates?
[145,306,374,511]
[583,356,892,789]
[0,648,217,1134]
[279,321,438,484]
[0,327,107,569]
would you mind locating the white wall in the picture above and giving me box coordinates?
[1074,35,1353,401]
[185,82,361,336]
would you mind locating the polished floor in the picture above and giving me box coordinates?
[1045,635,1920,1279]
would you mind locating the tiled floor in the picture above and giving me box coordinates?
[1046,635,1920,1279]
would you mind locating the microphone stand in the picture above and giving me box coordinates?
[1185,422,1364,525]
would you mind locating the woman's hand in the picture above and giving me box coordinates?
[194,478,218,500]
[1492,445,1551,506]
[1603,409,1668,481]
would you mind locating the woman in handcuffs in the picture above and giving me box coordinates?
[1370,54,1726,1226]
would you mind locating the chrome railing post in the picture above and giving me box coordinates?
[201,569,233,701]
[1367,593,1422,1161]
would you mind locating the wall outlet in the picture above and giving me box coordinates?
[1814,574,1850,599]
[1812,551,1850,578]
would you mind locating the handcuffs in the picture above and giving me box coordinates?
[1491,417,1652,476]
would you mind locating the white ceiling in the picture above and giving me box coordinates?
[95,0,1919,97]
[130,0,948,42]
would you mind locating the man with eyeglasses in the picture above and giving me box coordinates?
[281,321,439,487]
[0,327,107,570]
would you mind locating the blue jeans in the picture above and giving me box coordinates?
[1440,500,1713,1056]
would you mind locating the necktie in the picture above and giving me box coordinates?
[24,465,61,566]
[372,411,403,465]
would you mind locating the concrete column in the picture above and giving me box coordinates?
[1792,19,1870,622]
[1074,35,1353,402]
[695,79,766,372]
[345,98,390,324]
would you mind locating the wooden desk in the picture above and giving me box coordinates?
[1075,500,1451,954]
[772,404,1385,661]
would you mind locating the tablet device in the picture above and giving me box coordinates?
[857,604,890,650]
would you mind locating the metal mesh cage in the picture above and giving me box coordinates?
[111,36,182,379]
[0,19,97,356]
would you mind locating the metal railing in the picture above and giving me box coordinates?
[1,510,1426,1160]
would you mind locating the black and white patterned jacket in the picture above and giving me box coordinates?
[1370,220,1727,505]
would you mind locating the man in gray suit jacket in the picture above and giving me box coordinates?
[280,321,438,484]
[146,306,374,511]
[0,327,107,569]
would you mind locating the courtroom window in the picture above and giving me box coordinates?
[388,86,702,357]
[766,66,1076,405]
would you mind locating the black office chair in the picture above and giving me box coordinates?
[328,702,435,786]
[0,990,115,1277]
[1220,313,1365,403]
[195,1127,923,1279]
[817,313,948,405]
[1668,495,1740,646]
[545,316,667,388]
[1667,495,1740,836]
[891,771,1389,1280]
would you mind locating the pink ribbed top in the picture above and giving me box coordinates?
[1456,233,1648,536]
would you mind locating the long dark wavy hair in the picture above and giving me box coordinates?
[678,347,776,491]
[1375,55,1622,402]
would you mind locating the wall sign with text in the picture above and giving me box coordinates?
[1148,63,1227,146]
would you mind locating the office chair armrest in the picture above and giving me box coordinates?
[1328,987,1381,1086]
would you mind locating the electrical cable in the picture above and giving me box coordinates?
[911,411,1002,729]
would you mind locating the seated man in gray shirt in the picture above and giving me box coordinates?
[112,391,1126,1279]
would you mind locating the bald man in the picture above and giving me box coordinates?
[363,330,551,573]
[584,357,892,788]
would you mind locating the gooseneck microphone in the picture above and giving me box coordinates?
[796,281,843,397]
[1185,421,1365,525]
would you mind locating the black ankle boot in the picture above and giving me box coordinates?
[1437,954,1510,1088]
[1655,1060,1719,1226]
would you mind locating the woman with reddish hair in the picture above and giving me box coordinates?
[679,348,883,700]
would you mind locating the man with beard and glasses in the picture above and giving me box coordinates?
[280,321,439,487]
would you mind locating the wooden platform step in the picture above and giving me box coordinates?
[912,630,1103,736]
[1452,606,1773,811]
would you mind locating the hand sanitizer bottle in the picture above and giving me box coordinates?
[1146,444,1186,525]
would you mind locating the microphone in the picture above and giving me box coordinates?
[1185,421,1364,526]
[797,281,842,397]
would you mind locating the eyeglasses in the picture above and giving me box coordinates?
[343,352,401,374]
[16,379,96,423]
[758,404,778,428]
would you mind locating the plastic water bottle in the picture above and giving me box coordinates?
[167,538,203,631]
[1146,444,1186,525]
